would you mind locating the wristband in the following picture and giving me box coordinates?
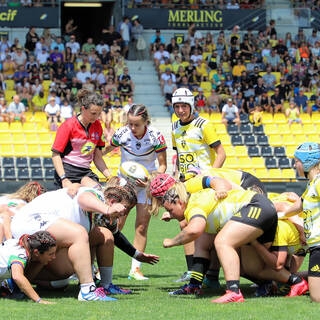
[60,174,67,181]
[35,298,41,303]
[133,250,141,259]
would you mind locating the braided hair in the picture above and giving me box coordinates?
[19,231,56,256]
[8,181,46,203]
[103,184,137,208]
[128,104,150,125]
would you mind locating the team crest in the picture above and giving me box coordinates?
[136,142,141,150]
[181,140,186,148]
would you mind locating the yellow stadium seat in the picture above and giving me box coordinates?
[210,113,222,123]
[283,135,296,146]
[268,169,282,180]
[42,80,52,91]
[38,132,52,145]
[311,113,320,124]
[282,169,296,180]
[273,113,286,124]
[303,124,317,135]
[13,144,27,157]
[286,146,296,158]
[264,124,279,135]
[269,134,283,146]
[209,70,217,80]
[272,72,281,84]
[277,124,291,134]
[200,81,212,92]
[238,157,252,169]
[214,123,227,134]
[0,133,12,144]
[4,90,16,102]
[224,146,235,157]
[300,113,311,124]
[25,133,40,144]
[9,122,23,132]
[308,134,320,143]
[224,157,239,169]
[34,112,47,122]
[23,122,37,132]
[5,79,14,90]
[218,134,231,146]
[290,123,303,135]
[0,122,9,132]
[11,133,25,144]
[40,144,52,157]
[234,146,248,158]
[294,134,306,145]
[267,90,274,97]
[255,168,269,179]
[27,145,41,157]
[204,91,211,99]
[304,92,313,99]
[201,112,210,120]
[245,168,256,176]
[251,157,264,169]
[24,112,34,122]
[261,113,273,124]
[0,144,14,156]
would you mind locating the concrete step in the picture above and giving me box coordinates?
[134,85,162,95]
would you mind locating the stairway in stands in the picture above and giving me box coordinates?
[126,60,174,172]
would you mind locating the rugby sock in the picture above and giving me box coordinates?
[100,267,113,287]
[80,282,96,294]
[226,280,240,294]
[190,257,210,286]
[287,274,302,285]
[206,269,219,282]
[186,254,194,271]
[131,258,142,272]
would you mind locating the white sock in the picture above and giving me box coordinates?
[131,258,141,272]
[80,282,95,294]
[99,266,113,288]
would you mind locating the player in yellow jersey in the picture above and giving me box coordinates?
[148,174,278,303]
[284,142,320,302]
[171,88,226,282]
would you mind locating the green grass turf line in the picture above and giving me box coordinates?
[0,209,317,320]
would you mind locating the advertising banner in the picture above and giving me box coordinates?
[0,7,59,27]
[125,8,266,30]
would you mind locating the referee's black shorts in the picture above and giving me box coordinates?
[54,162,99,189]
[240,171,267,195]
[230,194,278,244]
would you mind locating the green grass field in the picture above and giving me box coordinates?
[0,209,318,320]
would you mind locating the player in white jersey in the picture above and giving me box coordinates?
[284,142,320,302]
[0,182,46,243]
[104,104,167,280]
[11,185,129,302]
[0,231,56,304]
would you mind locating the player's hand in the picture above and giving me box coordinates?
[108,203,127,218]
[214,191,228,200]
[136,252,160,265]
[65,182,80,198]
[135,178,148,188]
[39,300,56,304]
[161,211,171,222]
[163,238,174,248]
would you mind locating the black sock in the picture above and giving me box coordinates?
[185,255,194,271]
[226,280,240,294]
[189,257,210,286]
[287,274,302,285]
[206,269,219,282]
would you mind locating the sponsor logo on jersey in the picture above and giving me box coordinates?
[233,211,242,218]
[311,264,320,272]
[81,141,96,155]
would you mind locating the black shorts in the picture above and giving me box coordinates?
[240,171,267,195]
[230,194,278,244]
[54,162,99,189]
[308,246,320,277]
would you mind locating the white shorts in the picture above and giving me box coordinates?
[11,213,60,239]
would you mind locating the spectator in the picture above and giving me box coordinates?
[0,36,12,54]
[66,35,80,55]
[0,97,8,122]
[294,88,308,113]
[276,77,291,101]
[60,99,74,121]
[64,19,78,43]
[226,0,240,9]
[154,43,170,70]
[91,67,106,88]
[13,65,28,86]
[47,90,61,105]
[221,98,240,127]
[258,90,272,112]
[120,16,130,59]
[50,46,64,63]
[295,28,306,45]
[271,87,284,113]
[308,29,320,47]
[160,67,176,95]
[76,65,91,84]
[232,59,246,81]
[82,37,95,54]
[36,47,49,66]
[45,97,60,129]
[118,78,133,104]
[25,27,39,53]
[250,105,263,127]
[150,29,165,55]
[50,36,65,53]
[164,78,176,110]
[12,46,27,66]
[207,88,221,114]
[194,87,207,112]
[262,66,276,91]
[82,77,95,92]
[34,37,48,56]
[96,40,109,55]
[2,54,17,79]
[101,25,122,47]
[311,97,320,113]
[7,95,26,124]
[266,49,281,71]
[131,17,145,60]
[285,101,302,125]
[31,90,46,112]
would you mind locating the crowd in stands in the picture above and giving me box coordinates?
[129,0,264,9]
[0,25,134,132]
[153,21,320,127]
[0,0,57,7]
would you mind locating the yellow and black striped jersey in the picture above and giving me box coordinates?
[172,116,220,174]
